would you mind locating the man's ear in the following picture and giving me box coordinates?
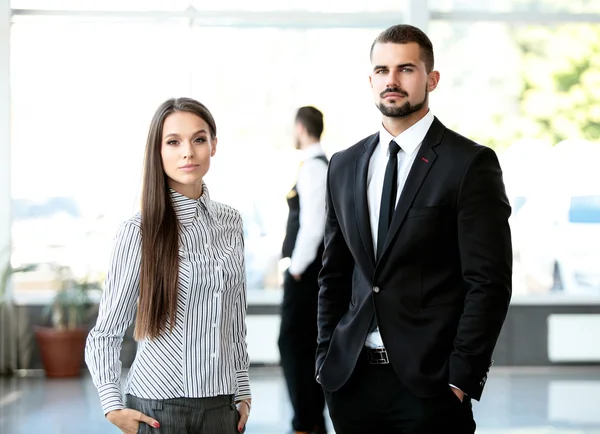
[428,70,440,92]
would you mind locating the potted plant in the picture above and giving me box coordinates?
[34,266,99,378]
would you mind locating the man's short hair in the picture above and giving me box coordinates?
[370,24,435,73]
[296,106,324,140]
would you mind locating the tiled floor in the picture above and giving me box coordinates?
[1,366,600,433]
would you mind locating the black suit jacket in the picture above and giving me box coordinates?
[316,117,512,401]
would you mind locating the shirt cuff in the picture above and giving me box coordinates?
[287,262,305,276]
[449,384,467,395]
[234,369,252,402]
[98,383,125,415]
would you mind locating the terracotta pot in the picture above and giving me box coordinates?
[34,326,88,378]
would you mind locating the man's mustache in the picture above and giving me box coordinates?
[380,88,408,98]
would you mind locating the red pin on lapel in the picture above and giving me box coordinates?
[421,157,429,163]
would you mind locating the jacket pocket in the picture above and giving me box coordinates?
[407,206,444,219]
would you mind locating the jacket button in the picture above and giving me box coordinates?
[373,286,380,293]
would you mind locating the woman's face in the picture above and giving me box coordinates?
[160,111,217,199]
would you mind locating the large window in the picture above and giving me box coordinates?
[9,14,383,295]
[189,26,380,290]
[8,2,600,302]
[428,20,600,297]
[10,20,193,292]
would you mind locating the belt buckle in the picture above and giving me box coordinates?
[367,348,389,365]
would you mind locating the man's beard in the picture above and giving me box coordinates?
[377,86,428,118]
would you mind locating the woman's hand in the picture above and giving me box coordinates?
[236,400,251,432]
[106,408,160,434]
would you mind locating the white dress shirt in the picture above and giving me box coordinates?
[85,183,251,415]
[365,110,434,349]
[288,143,328,276]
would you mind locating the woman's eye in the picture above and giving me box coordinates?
[194,137,206,143]
[167,140,178,145]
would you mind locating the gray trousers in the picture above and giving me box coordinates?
[125,394,241,434]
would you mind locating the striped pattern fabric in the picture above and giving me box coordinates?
[125,394,241,434]
[85,183,251,415]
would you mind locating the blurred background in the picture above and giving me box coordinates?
[1,0,599,433]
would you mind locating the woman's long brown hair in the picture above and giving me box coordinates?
[134,97,217,340]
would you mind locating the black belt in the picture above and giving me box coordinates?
[365,347,390,365]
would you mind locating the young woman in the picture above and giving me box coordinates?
[85,97,251,434]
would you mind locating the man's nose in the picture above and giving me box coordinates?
[385,71,400,89]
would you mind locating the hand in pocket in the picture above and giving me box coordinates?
[106,408,160,434]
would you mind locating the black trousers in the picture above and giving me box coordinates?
[125,394,241,434]
[324,352,476,434]
[278,265,326,433]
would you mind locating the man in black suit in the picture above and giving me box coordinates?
[316,24,512,433]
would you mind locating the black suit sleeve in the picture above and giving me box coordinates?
[316,153,354,375]
[450,146,512,400]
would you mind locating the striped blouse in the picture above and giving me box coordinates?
[85,184,251,415]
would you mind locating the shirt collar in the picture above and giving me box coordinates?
[378,110,434,156]
[169,181,214,226]
[301,143,325,160]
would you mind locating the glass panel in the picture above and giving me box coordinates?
[190,27,381,290]
[431,0,600,13]
[10,21,192,292]
[429,21,600,297]
[11,17,598,300]
[11,21,384,294]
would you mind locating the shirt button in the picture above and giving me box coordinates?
[373,286,380,293]
[205,243,210,248]
[211,353,216,358]
[212,323,217,328]
[215,266,220,271]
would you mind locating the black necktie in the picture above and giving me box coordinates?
[370,140,400,334]
[376,140,401,260]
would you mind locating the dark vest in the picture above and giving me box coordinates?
[281,154,329,259]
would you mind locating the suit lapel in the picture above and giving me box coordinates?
[380,118,445,259]
[354,133,379,267]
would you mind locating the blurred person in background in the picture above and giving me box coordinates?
[316,25,512,433]
[279,106,329,434]
[85,97,251,434]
